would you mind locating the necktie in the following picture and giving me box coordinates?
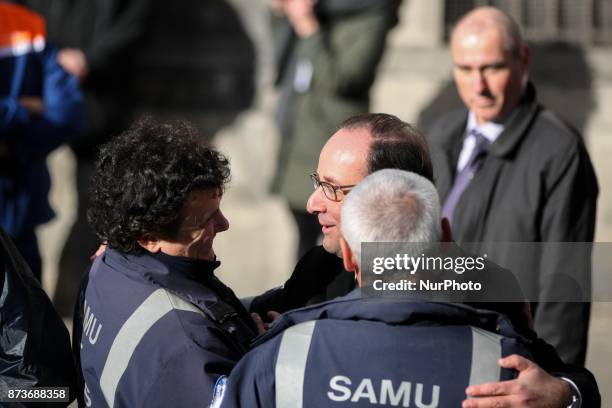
[441,130,491,224]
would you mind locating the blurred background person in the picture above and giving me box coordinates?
[9,0,150,315]
[13,0,260,317]
[270,0,402,259]
[425,6,598,366]
[0,1,83,281]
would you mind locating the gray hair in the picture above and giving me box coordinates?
[340,169,442,269]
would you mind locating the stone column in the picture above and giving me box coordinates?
[389,0,445,48]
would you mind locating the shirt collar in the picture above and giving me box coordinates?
[466,111,505,144]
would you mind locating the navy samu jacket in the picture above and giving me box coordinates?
[221,290,532,408]
[80,248,256,408]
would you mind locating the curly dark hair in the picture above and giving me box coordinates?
[87,118,230,254]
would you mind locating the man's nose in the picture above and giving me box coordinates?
[306,187,326,215]
[472,70,488,94]
[214,210,230,233]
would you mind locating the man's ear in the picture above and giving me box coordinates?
[137,236,162,253]
[441,218,453,242]
[340,238,358,273]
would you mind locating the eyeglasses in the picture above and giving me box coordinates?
[310,173,356,202]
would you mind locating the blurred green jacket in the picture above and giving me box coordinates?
[272,0,401,208]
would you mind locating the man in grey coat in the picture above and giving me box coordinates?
[426,6,598,365]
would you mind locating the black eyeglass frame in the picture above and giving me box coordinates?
[309,173,356,202]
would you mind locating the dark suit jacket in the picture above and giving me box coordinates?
[426,83,599,365]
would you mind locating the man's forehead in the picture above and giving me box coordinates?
[187,187,222,202]
[324,127,371,157]
[452,25,506,53]
[318,127,370,183]
[319,171,366,186]
[184,188,221,213]
[317,162,366,185]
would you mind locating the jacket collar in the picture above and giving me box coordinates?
[254,288,524,347]
[487,82,541,158]
[440,81,541,161]
[103,247,222,309]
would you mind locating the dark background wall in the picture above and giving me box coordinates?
[127,0,255,137]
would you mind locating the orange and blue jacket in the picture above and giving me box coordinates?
[0,2,83,235]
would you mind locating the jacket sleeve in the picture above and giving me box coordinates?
[250,246,344,314]
[528,338,601,407]
[14,45,84,161]
[535,135,598,365]
[141,327,243,407]
[0,97,31,139]
[296,5,398,97]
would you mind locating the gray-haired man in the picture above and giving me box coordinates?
[224,169,583,407]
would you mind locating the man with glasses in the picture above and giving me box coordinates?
[269,0,401,260]
[251,113,433,311]
[249,113,597,407]
[309,173,356,203]
[222,169,544,408]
